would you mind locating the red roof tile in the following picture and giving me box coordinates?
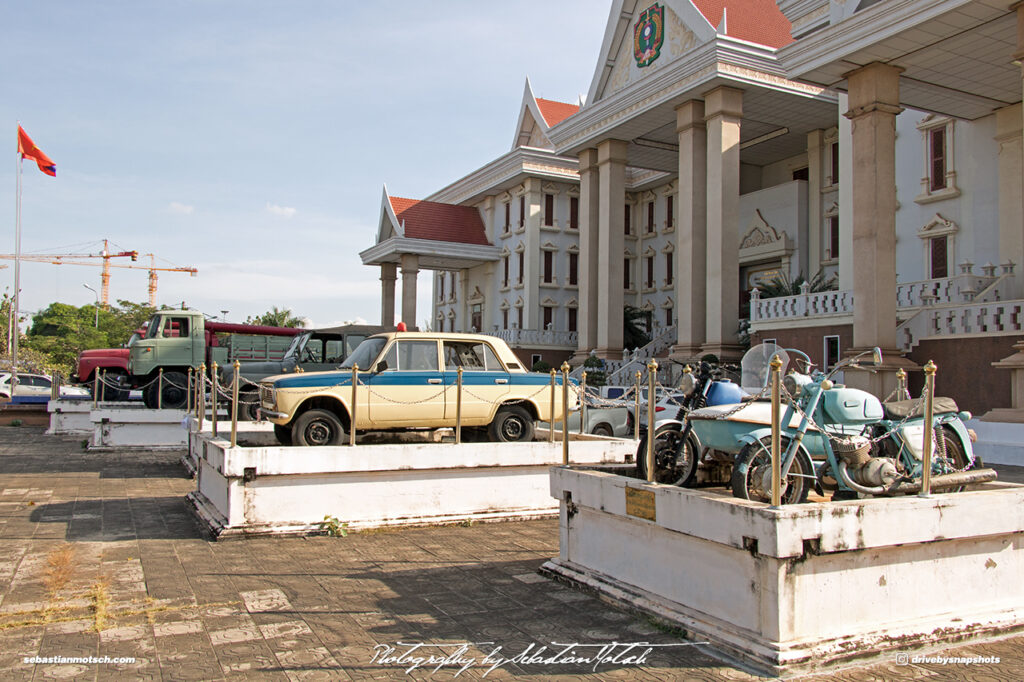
[692,0,793,49]
[389,197,490,246]
[536,98,579,127]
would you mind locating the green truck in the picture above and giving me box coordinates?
[126,308,302,409]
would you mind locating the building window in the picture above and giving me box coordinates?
[664,252,673,285]
[666,195,673,229]
[531,353,543,367]
[916,117,959,203]
[826,215,839,261]
[502,256,509,287]
[645,256,654,288]
[542,306,553,329]
[567,308,577,333]
[569,197,578,230]
[824,335,841,372]
[930,235,949,279]
[930,129,946,192]
[448,317,455,332]
[543,251,553,283]
[647,202,655,233]
[624,204,631,235]
[517,307,523,329]
[623,258,631,289]
[568,253,578,286]
[438,275,444,302]
[503,202,510,232]
[471,304,481,332]
[502,309,508,329]
[517,252,524,285]
[518,196,525,227]
[544,194,554,226]
[665,307,672,327]
[829,141,839,186]
[792,167,809,181]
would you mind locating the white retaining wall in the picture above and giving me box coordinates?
[542,466,1024,675]
[46,400,140,435]
[89,407,188,450]
[967,418,1024,467]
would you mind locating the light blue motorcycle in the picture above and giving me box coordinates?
[686,344,996,504]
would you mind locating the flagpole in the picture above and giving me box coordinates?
[12,124,21,382]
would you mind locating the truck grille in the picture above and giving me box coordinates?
[259,384,276,406]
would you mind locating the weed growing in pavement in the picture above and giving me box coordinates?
[458,519,475,527]
[644,615,690,640]
[89,576,111,632]
[319,515,348,537]
[43,545,76,599]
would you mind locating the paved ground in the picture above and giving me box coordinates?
[0,425,1021,681]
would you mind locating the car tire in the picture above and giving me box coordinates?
[293,409,345,447]
[592,423,614,438]
[488,405,535,443]
[273,424,293,446]
[236,389,260,421]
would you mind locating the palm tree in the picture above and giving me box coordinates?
[250,306,306,328]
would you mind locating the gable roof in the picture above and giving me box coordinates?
[388,196,490,246]
[692,0,793,49]
[536,98,580,127]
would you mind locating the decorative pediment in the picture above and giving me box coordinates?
[623,247,635,258]
[565,297,579,309]
[640,300,655,311]
[823,201,839,218]
[540,241,558,252]
[740,211,786,249]
[566,243,580,254]
[642,190,658,202]
[512,183,527,197]
[567,186,580,198]
[514,242,526,253]
[660,180,678,195]
[917,213,958,238]
[468,286,485,303]
[660,296,674,308]
[739,210,795,265]
[499,191,512,203]
[500,246,511,257]
[446,309,456,318]
[541,182,559,194]
[540,296,558,307]
[514,296,524,308]
[435,310,444,319]
[661,242,674,253]
[499,299,511,311]
[642,245,657,257]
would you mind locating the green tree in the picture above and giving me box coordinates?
[758,269,836,298]
[246,306,306,328]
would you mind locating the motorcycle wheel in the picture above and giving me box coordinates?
[636,424,699,487]
[731,436,813,505]
[936,426,970,492]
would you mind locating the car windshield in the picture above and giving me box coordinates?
[144,315,162,339]
[283,332,310,360]
[339,337,388,370]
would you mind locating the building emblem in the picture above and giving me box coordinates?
[634,4,665,68]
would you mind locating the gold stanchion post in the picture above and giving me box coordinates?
[646,359,658,483]
[230,360,240,447]
[211,361,219,437]
[50,371,58,401]
[157,368,163,409]
[197,363,206,429]
[579,371,587,436]
[93,371,99,408]
[99,369,106,402]
[920,360,937,497]
[634,370,641,441]
[896,367,908,400]
[561,362,570,465]
[548,368,556,443]
[455,366,463,445]
[350,364,359,447]
[770,354,783,508]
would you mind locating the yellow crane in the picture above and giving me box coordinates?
[0,239,198,306]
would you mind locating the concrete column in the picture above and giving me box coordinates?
[702,86,744,362]
[380,263,397,327]
[400,253,419,329]
[996,104,1023,298]
[596,139,628,357]
[574,148,600,362]
[459,268,470,332]
[671,100,707,362]
[523,178,542,331]
[844,62,902,351]
[806,129,824,277]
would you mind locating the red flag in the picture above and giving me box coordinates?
[17,125,56,177]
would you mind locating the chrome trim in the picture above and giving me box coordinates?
[260,409,289,420]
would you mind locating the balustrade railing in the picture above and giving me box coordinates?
[899,301,1024,352]
[489,328,578,348]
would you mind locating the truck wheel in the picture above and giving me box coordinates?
[236,389,260,421]
[144,371,189,409]
[293,409,345,447]
[488,406,535,443]
[273,424,293,446]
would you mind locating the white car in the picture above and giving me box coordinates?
[0,372,92,400]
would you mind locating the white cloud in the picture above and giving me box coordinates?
[265,203,296,219]
[168,201,194,215]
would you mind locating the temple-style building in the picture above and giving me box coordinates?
[362,0,1024,422]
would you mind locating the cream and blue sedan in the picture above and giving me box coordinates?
[259,332,577,446]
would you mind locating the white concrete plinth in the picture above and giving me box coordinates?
[186,436,637,538]
[183,420,277,476]
[89,408,189,450]
[46,400,140,435]
[966,418,1024,467]
[542,466,1024,675]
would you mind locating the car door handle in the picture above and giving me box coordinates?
[494,379,508,384]
[427,378,442,384]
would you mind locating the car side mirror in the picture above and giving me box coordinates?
[872,347,883,365]
[376,361,388,373]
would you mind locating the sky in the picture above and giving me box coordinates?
[0,1,609,330]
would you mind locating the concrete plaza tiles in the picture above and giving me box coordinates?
[0,425,1020,680]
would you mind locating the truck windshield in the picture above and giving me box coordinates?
[283,333,311,360]
[144,316,162,339]
[339,337,387,370]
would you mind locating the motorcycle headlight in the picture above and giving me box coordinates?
[782,374,801,398]
[678,373,696,396]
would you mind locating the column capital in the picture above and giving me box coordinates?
[675,100,706,134]
[702,86,743,120]
[597,138,629,166]
[400,253,419,274]
[578,148,599,174]
[379,262,397,281]
[843,61,904,112]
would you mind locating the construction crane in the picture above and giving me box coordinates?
[0,239,198,306]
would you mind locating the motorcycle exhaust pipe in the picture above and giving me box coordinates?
[837,460,998,497]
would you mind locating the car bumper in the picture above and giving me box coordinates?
[261,409,290,421]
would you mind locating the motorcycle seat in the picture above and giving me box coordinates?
[882,397,959,419]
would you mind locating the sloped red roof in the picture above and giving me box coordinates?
[693,0,793,49]
[389,197,490,246]
[536,98,579,127]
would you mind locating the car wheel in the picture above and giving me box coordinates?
[592,423,614,437]
[236,389,260,421]
[273,424,293,446]
[488,405,535,443]
[293,409,345,447]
